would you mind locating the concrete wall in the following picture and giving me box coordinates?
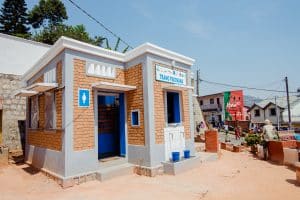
[0,74,26,152]
[25,52,66,177]
[0,33,49,75]
[250,105,265,123]
[264,104,283,125]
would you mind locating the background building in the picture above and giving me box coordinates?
[0,33,49,155]
[198,90,245,127]
[248,95,300,129]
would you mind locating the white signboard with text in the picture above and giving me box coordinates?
[155,65,186,86]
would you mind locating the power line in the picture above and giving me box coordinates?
[200,79,299,94]
[66,0,133,49]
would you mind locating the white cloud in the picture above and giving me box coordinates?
[182,20,212,39]
[130,0,153,20]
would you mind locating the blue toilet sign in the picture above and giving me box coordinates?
[78,89,90,107]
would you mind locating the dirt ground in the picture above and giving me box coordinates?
[0,150,299,200]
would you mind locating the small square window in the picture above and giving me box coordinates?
[131,110,140,126]
[210,98,214,104]
[254,109,260,117]
[200,100,203,106]
[270,108,276,116]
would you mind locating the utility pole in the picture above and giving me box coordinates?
[275,96,280,130]
[196,69,200,96]
[285,77,292,129]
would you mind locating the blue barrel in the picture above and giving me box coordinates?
[172,152,180,162]
[184,150,190,159]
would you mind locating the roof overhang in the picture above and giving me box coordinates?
[162,84,194,91]
[14,89,38,97]
[26,82,58,93]
[22,36,195,82]
[92,82,136,92]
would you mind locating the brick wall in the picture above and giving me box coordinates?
[73,59,125,151]
[27,61,63,151]
[27,129,62,151]
[125,64,145,145]
[153,63,191,144]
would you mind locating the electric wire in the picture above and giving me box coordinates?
[66,0,133,49]
[200,79,298,94]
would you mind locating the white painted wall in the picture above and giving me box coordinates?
[0,33,50,75]
[250,105,265,123]
[264,104,283,125]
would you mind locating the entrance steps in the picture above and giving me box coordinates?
[96,163,134,182]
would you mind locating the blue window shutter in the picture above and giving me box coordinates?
[173,93,181,123]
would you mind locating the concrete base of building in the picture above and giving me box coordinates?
[133,164,164,177]
[162,156,201,175]
[162,152,218,175]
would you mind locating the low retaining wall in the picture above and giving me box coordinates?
[268,140,297,164]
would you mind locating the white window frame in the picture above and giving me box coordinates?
[131,109,140,127]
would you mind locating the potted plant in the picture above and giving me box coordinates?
[245,134,261,154]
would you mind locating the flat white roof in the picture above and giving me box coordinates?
[22,36,195,82]
[0,33,50,75]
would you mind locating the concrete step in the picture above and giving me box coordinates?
[196,152,218,162]
[96,163,133,182]
[98,157,127,169]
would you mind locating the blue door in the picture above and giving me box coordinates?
[98,94,126,159]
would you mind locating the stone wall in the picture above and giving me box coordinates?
[0,73,26,152]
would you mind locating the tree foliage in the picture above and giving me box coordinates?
[33,24,105,46]
[29,0,68,29]
[0,0,127,52]
[0,0,29,37]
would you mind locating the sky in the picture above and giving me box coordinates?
[1,0,300,98]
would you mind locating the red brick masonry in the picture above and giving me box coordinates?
[205,130,219,153]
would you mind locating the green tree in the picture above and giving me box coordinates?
[0,0,29,37]
[29,0,68,29]
[33,24,105,46]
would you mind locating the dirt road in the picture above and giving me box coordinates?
[0,150,299,200]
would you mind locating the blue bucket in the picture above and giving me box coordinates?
[172,152,180,162]
[184,150,190,159]
[295,134,300,141]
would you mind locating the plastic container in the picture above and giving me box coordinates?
[183,150,190,159]
[172,152,180,162]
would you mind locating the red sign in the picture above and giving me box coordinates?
[225,90,244,121]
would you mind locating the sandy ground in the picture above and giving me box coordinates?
[0,150,299,200]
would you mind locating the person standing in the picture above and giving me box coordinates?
[235,125,241,140]
[261,119,276,160]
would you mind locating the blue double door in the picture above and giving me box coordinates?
[97,93,126,159]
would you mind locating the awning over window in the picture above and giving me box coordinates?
[14,89,38,97]
[162,84,194,91]
[92,82,136,91]
[26,82,58,93]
